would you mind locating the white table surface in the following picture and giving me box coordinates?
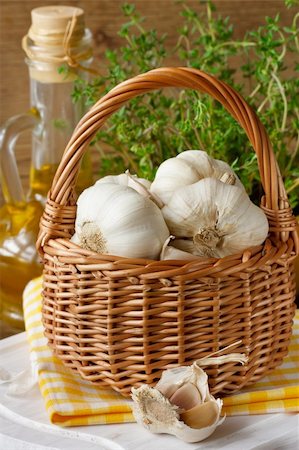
[0,332,298,450]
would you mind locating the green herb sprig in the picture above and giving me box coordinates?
[73,1,299,211]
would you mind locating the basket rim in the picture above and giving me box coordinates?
[42,233,297,281]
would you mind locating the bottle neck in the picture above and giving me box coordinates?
[0,8,94,209]
[27,59,91,201]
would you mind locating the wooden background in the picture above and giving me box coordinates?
[0,0,295,201]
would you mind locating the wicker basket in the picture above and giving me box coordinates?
[37,67,298,397]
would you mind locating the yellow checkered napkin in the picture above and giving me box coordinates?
[23,277,299,426]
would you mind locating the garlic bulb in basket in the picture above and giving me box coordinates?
[71,182,169,259]
[150,150,243,205]
[162,177,269,258]
[131,363,224,443]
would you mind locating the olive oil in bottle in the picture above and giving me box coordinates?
[0,201,43,330]
[0,6,94,333]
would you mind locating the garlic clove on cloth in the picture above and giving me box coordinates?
[180,399,220,429]
[71,182,169,259]
[131,363,224,443]
[162,177,269,258]
[150,149,244,204]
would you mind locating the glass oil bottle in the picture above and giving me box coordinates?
[0,6,94,333]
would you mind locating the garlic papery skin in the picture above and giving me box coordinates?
[131,363,224,443]
[96,172,151,190]
[96,171,163,208]
[150,150,244,204]
[71,182,169,259]
[162,177,269,258]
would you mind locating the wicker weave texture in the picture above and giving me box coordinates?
[38,67,298,397]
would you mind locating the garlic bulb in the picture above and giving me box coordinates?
[150,150,244,204]
[71,182,169,259]
[131,363,224,443]
[162,177,269,258]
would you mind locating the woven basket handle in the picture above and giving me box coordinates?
[37,67,296,251]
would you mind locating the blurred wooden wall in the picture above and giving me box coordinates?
[0,0,294,200]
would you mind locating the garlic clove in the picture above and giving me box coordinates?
[171,238,211,257]
[150,157,200,204]
[156,382,178,399]
[160,236,198,261]
[160,245,198,261]
[156,363,210,403]
[169,382,201,411]
[171,238,198,253]
[158,377,202,411]
[176,149,215,176]
[180,399,221,429]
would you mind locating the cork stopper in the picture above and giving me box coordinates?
[29,6,85,46]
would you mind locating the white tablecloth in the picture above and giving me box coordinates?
[0,332,298,450]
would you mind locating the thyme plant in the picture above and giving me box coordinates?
[72,1,299,211]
